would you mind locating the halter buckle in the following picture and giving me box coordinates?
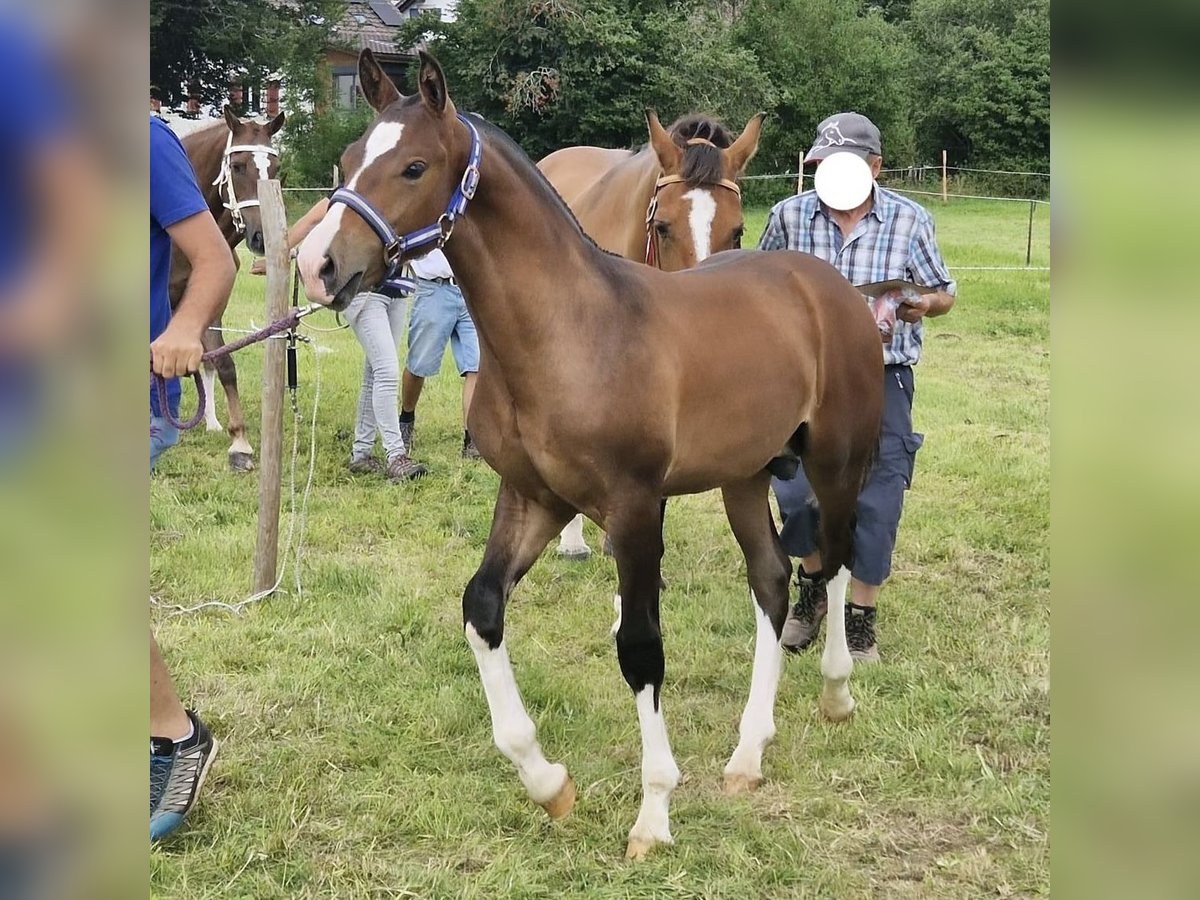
[460,163,481,200]
[436,213,456,247]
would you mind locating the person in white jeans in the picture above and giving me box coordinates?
[342,287,428,481]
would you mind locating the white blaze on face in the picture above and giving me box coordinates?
[682,187,717,262]
[297,121,405,299]
[252,149,271,182]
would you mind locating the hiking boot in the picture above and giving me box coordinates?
[398,417,415,454]
[462,437,482,460]
[150,710,218,842]
[780,571,828,653]
[348,455,384,475]
[386,454,428,482]
[845,603,880,662]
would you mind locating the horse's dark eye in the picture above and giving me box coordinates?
[654,221,670,238]
[403,162,427,180]
[232,163,247,175]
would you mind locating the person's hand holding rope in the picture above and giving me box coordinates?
[150,320,204,380]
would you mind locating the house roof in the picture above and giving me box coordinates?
[330,1,414,58]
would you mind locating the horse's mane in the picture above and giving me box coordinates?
[464,111,617,259]
[666,114,734,187]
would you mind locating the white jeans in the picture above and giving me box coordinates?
[343,291,408,462]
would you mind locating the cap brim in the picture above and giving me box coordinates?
[804,145,873,165]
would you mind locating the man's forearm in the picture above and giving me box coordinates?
[927,290,956,318]
[287,199,330,251]
[171,255,235,339]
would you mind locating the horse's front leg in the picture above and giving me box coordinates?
[609,492,679,860]
[463,481,576,818]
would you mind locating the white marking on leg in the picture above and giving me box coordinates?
[556,514,590,556]
[229,434,253,456]
[297,121,405,296]
[627,685,680,856]
[683,187,717,262]
[465,624,568,805]
[201,368,222,432]
[819,566,855,720]
[611,593,622,636]
[724,590,783,788]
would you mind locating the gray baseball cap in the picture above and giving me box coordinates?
[804,112,882,164]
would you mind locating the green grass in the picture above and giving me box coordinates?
[151,200,1049,898]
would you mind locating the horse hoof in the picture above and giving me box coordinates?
[819,691,856,723]
[722,772,763,795]
[228,452,256,473]
[557,547,591,562]
[625,835,670,861]
[539,775,576,820]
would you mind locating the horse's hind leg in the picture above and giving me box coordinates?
[803,435,876,722]
[608,491,679,860]
[720,473,791,794]
[555,513,590,560]
[464,481,576,819]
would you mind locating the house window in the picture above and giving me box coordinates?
[333,71,358,108]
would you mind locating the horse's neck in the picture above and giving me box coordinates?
[184,127,240,248]
[442,135,616,375]
[572,149,660,260]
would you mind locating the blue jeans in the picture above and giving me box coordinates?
[150,414,179,471]
[772,365,924,586]
[343,291,409,462]
[406,280,480,377]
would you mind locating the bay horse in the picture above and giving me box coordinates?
[297,49,883,860]
[538,110,765,560]
[171,106,285,471]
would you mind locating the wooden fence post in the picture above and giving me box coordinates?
[252,180,289,594]
[1026,199,1036,267]
[941,149,948,204]
[797,151,804,195]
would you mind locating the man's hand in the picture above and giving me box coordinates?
[897,290,955,323]
[250,258,266,276]
[150,321,204,378]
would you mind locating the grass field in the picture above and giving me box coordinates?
[150,198,1049,898]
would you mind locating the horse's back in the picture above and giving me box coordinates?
[537,146,634,207]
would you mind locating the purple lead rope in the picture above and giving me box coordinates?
[152,303,319,430]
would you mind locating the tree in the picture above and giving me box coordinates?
[150,0,341,109]
[735,0,916,175]
[398,0,773,161]
[905,0,1050,171]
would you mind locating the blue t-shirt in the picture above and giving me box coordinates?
[0,18,70,451]
[149,116,208,416]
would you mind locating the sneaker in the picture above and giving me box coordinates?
[780,571,828,653]
[150,710,217,842]
[461,437,482,460]
[348,455,384,475]
[398,417,415,454]
[386,454,428,482]
[845,603,880,662]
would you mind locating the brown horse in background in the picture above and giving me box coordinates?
[538,110,764,559]
[297,49,883,860]
[170,107,284,471]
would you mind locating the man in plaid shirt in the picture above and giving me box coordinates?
[759,112,956,662]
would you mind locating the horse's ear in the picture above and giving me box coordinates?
[223,105,242,134]
[416,48,454,117]
[726,112,767,175]
[646,109,682,175]
[268,110,286,135]
[358,48,402,113]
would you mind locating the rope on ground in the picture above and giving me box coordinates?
[151,335,322,618]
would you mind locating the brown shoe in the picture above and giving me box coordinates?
[780,572,828,653]
[348,455,384,475]
[385,454,428,482]
[845,603,880,663]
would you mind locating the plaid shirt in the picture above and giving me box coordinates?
[758,186,955,367]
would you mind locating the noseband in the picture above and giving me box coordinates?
[213,130,279,234]
[644,173,741,268]
[327,113,482,295]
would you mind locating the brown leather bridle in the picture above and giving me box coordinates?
[643,138,742,268]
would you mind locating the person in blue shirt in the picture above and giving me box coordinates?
[149,115,235,842]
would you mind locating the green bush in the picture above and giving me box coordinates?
[280,105,375,189]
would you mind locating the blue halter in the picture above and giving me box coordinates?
[327,113,482,296]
